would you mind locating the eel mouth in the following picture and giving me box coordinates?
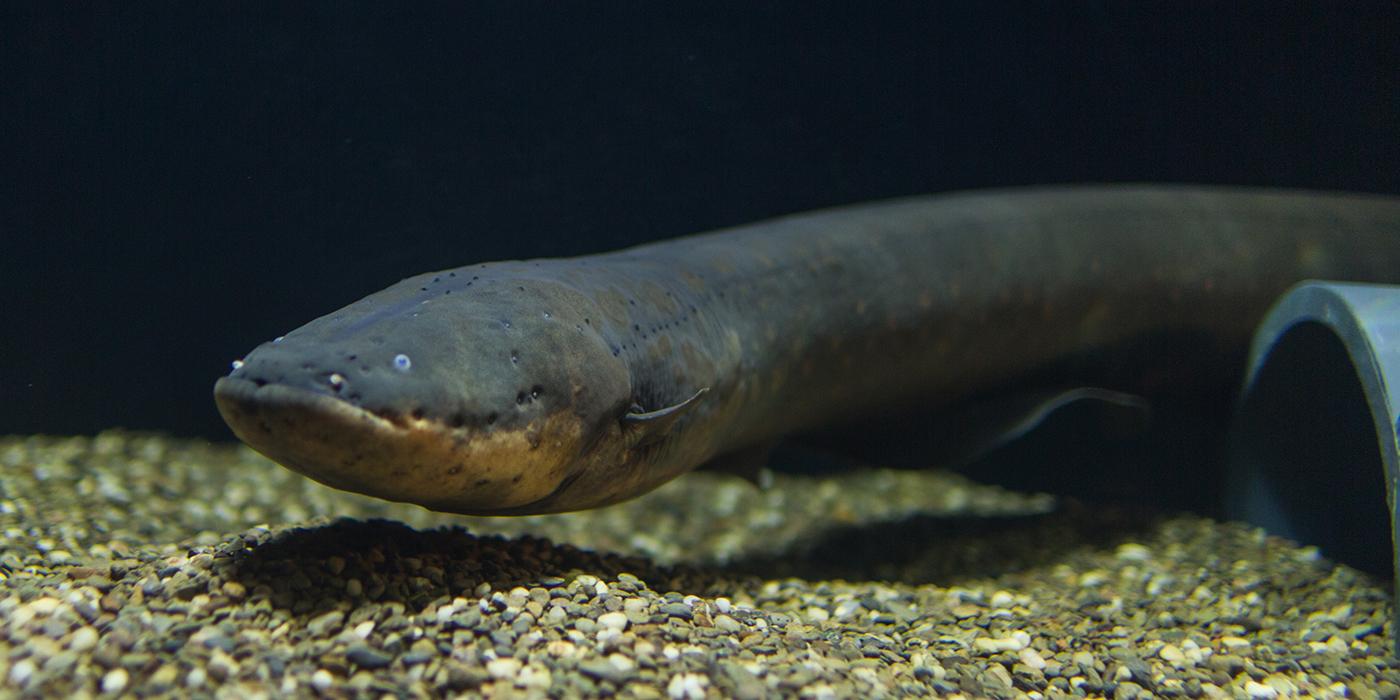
[212,376,581,514]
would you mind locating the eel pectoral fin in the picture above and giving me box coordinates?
[622,387,709,446]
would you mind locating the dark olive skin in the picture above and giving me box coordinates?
[215,185,1400,515]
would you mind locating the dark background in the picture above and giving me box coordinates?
[4,2,1399,441]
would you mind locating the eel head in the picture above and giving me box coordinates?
[213,267,697,515]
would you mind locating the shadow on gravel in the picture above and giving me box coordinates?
[224,518,736,615]
[718,501,1170,585]
[223,503,1171,618]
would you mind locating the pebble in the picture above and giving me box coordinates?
[0,433,1396,698]
[9,659,35,688]
[1244,679,1278,698]
[597,611,629,631]
[667,672,708,699]
[68,627,99,652]
[307,610,345,637]
[974,630,1031,653]
[310,669,334,692]
[100,668,128,695]
[346,644,393,669]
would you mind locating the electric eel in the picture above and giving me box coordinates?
[214,185,1400,515]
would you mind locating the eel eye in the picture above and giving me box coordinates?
[393,354,412,372]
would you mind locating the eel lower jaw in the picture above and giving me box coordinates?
[212,376,581,514]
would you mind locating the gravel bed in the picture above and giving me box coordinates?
[0,432,1395,698]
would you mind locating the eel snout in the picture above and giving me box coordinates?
[213,374,587,514]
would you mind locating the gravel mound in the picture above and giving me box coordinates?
[0,432,1394,698]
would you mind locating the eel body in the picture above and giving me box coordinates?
[214,185,1400,515]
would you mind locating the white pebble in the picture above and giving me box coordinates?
[353,620,375,639]
[29,597,61,615]
[100,668,128,695]
[973,630,1030,653]
[667,672,709,700]
[185,667,207,688]
[1307,603,1353,625]
[1263,674,1299,695]
[1077,571,1108,587]
[1115,543,1152,561]
[597,611,629,632]
[1147,641,1176,662]
[518,664,552,689]
[487,657,522,680]
[607,653,636,672]
[833,599,862,621]
[8,659,35,687]
[435,604,456,624]
[1244,680,1278,698]
[1017,647,1047,670]
[714,597,732,614]
[68,626,99,652]
[311,669,334,691]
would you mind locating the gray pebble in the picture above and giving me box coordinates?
[346,644,393,669]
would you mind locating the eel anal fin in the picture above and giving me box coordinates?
[696,442,776,489]
[935,386,1151,470]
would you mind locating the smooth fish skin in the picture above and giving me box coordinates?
[214,185,1400,515]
